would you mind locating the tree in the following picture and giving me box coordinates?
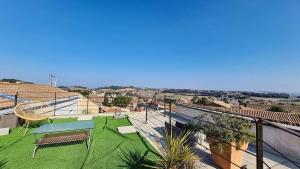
[197,97,209,105]
[268,106,285,112]
[102,97,111,107]
[112,96,132,108]
[191,95,199,104]
[239,101,247,107]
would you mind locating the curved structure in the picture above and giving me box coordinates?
[14,101,53,135]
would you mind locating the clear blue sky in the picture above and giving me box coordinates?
[0,0,300,92]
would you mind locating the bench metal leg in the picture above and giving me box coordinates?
[18,121,30,135]
[87,137,91,150]
[48,119,54,128]
[88,129,92,149]
[85,140,89,149]
[17,126,23,133]
[32,145,38,157]
[23,122,30,135]
[18,121,29,134]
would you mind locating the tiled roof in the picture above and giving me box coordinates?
[0,97,14,110]
[177,104,300,126]
[0,83,78,102]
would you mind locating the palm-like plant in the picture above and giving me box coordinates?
[152,130,195,169]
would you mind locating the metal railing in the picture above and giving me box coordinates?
[0,91,104,116]
[1,90,300,168]
[144,100,300,169]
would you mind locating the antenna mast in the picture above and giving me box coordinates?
[49,74,56,87]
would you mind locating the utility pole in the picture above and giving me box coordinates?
[145,102,148,123]
[14,92,18,107]
[49,74,56,87]
[164,93,166,117]
[54,92,57,116]
[87,96,89,114]
[169,101,172,125]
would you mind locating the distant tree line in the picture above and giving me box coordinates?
[71,86,88,89]
[0,78,34,84]
[163,89,290,99]
[163,89,226,97]
[241,92,289,99]
[95,85,140,90]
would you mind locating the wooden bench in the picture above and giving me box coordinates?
[33,131,90,157]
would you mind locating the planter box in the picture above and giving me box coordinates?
[207,137,248,169]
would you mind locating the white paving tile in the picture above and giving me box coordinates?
[0,128,9,136]
[117,126,137,134]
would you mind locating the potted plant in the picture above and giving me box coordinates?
[186,113,253,169]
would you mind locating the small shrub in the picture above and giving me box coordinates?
[268,106,285,112]
[186,113,253,152]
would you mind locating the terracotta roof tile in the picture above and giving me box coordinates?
[0,98,14,109]
[0,83,78,102]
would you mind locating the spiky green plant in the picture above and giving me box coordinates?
[149,130,195,169]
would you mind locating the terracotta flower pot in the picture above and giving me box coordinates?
[207,137,249,169]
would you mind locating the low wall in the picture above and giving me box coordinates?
[78,96,99,114]
[0,114,18,128]
[260,125,300,161]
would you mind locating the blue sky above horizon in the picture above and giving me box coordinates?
[0,0,300,92]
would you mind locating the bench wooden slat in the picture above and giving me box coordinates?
[37,131,89,146]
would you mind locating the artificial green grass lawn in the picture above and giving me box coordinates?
[0,117,161,169]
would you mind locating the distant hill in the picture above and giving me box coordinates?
[95,85,141,90]
[70,86,88,89]
[58,86,90,96]
[58,85,89,90]
[163,88,290,99]
[58,86,70,90]
[0,78,34,84]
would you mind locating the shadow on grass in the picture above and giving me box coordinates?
[0,146,7,169]
[117,150,157,169]
[34,140,89,158]
[138,133,162,159]
[0,160,7,169]
[0,135,31,152]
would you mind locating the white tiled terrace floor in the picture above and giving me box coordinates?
[128,110,300,169]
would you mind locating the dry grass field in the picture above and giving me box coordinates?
[248,102,300,113]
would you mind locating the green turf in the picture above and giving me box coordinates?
[0,116,160,169]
